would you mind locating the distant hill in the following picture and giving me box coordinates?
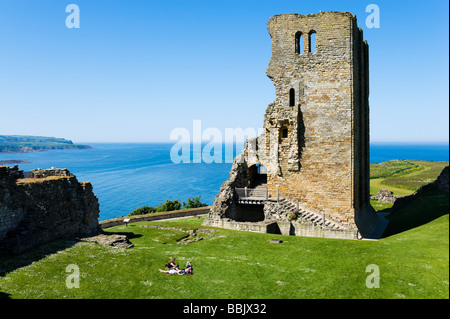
[0,135,92,153]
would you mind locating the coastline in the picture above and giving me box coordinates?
[0,146,92,154]
[0,159,30,165]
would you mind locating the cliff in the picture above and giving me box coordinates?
[0,135,91,153]
[0,166,100,256]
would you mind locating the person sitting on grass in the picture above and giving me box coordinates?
[184,261,193,275]
[176,261,193,275]
[165,257,177,270]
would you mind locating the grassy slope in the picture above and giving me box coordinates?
[370,160,448,196]
[369,160,448,212]
[0,215,448,299]
[382,160,448,190]
[1,160,448,299]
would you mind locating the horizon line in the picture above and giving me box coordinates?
[74,140,450,144]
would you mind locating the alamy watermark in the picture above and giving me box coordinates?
[365,4,380,29]
[64,4,378,30]
[65,4,80,29]
[66,264,80,289]
[365,264,380,288]
[170,120,264,164]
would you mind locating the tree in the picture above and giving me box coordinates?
[182,195,208,209]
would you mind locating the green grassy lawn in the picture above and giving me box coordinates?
[383,184,449,237]
[370,160,420,179]
[370,160,448,196]
[1,160,448,299]
[1,214,448,299]
[369,160,448,212]
[381,160,448,191]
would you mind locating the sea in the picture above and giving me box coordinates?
[1,142,448,221]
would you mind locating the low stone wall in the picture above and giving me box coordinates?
[28,168,71,179]
[202,217,357,240]
[99,206,211,229]
[277,220,358,240]
[204,218,277,234]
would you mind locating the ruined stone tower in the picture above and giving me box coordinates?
[204,12,379,239]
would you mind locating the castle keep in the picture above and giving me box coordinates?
[204,12,379,238]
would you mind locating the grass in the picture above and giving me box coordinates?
[370,160,448,196]
[381,160,448,191]
[16,176,71,184]
[369,160,448,213]
[370,160,421,179]
[0,160,448,299]
[0,214,448,299]
[383,184,449,237]
[370,200,393,212]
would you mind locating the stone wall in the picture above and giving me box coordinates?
[435,166,449,192]
[0,166,100,256]
[99,206,210,229]
[263,12,371,225]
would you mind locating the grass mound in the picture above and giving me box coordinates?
[0,214,448,299]
[1,160,448,299]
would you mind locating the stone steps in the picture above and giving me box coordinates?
[278,198,348,231]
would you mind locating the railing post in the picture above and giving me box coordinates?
[265,188,268,200]
[244,187,248,198]
[322,213,325,225]
[296,201,299,210]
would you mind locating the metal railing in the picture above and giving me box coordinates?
[235,187,269,199]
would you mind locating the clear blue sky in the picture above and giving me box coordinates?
[0,0,448,143]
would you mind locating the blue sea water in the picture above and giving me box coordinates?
[1,142,448,221]
[370,143,449,164]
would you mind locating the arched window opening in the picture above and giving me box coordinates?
[309,31,316,53]
[289,88,295,107]
[295,32,304,54]
[282,128,288,139]
[256,164,267,174]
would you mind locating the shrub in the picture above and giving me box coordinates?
[127,195,207,217]
[182,195,208,209]
[128,205,156,216]
[156,199,182,212]
[289,208,300,220]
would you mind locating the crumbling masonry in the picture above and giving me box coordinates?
[203,12,380,239]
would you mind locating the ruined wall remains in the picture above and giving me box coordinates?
[204,12,379,238]
[0,166,100,256]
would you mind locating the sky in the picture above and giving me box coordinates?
[0,0,448,143]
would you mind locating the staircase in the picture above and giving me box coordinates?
[275,197,355,232]
[234,186,357,237]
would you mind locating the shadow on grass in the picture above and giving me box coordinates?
[0,238,78,277]
[101,230,143,240]
[0,229,143,277]
[0,291,11,299]
[382,184,449,238]
[376,207,392,213]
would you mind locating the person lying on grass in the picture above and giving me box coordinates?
[159,261,193,276]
